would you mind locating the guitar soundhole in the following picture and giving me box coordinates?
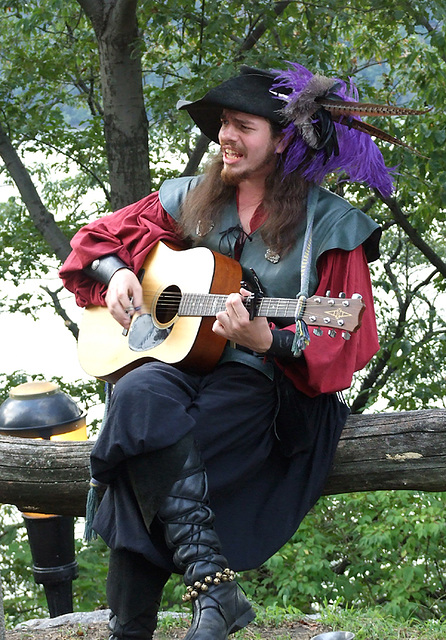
[155,285,181,325]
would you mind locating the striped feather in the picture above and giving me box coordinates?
[334,116,428,157]
[317,99,431,118]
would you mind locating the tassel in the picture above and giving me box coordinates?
[292,294,310,356]
[84,478,107,542]
[84,381,113,542]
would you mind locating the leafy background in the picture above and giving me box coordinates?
[0,0,445,631]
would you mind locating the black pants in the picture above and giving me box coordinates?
[91,361,347,572]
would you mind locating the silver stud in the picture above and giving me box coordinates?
[265,248,281,263]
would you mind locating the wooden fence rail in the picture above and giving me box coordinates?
[0,409,445,516]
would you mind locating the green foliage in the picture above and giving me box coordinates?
[2,486,446,627]
[0,506,47,624]
[0,0,445,628]
[73,534,109,611]
[346,224,446,412]
[0,0,445,411]
[239,491,446,621]
[0,508,110,624]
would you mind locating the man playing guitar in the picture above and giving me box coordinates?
[60,63,419,640]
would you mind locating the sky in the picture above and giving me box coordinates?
[0,180,94,407]
[0,297,87,382]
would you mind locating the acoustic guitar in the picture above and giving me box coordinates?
[78,241,365,382]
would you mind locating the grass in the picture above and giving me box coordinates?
[319,606,446,640]
[155,604,446,639]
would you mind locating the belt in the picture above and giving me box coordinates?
[217,344,275,381]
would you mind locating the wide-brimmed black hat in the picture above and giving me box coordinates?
[177,66,287,143]
[178,62,428,198]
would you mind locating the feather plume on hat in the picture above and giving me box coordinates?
[271,63,430,197]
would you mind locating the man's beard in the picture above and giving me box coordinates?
[220,146,277,186]
[221,165,249,185]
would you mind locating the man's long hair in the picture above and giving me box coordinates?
[178,152,310,256]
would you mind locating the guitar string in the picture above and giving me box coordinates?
[139,291,357,308]
[137,293,358,323]
[139,291,356,304]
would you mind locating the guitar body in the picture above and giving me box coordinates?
[78,242,242,382]
[78,242,365,383]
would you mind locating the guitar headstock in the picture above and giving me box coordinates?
[303,292,365,339]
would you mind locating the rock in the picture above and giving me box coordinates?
[14,610,111,630]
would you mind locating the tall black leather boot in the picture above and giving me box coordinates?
[107,548,170,640]
[156,442,255,640]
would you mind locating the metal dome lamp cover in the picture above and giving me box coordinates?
[0,381,87,440]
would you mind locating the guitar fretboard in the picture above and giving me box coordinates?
[178,293,299,318]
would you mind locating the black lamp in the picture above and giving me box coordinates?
[0,381,87,617]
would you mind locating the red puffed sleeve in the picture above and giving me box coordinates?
[59,192,184,307]
[275,245,379,396]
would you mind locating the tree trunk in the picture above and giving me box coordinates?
[0,410,444,517]
[78,0,150,209]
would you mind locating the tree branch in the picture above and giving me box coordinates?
[180,132,212,177]
[234,1,293,60]
[41,286,79,340]
[179,1,294,172]
[378,192,446,279]
[0,124,72,263]
[351,248,410,413]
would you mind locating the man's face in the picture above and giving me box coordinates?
[218,109,282,185]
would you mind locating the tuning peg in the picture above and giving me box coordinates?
[313,327,323,337]
[352,293,363,299]
[328,329,337,338]
[325,290,331,296]
[342,331,351,340]
[338,292,346,298]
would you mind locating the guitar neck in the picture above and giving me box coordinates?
[179,293,298,319]
[177,291,365,333]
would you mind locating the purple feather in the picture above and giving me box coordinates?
[272,63,395,197]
